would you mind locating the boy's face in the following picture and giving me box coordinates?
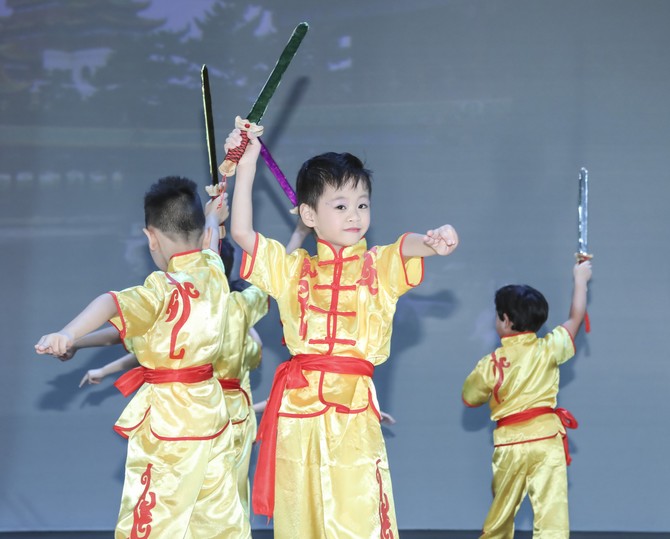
[301,182,370,251]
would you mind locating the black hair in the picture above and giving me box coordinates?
[495,284,549,333]
[144,176,205,239]
[296,152,372,209]
[218,236,235,281]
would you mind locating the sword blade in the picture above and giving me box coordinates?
[247,22,309,124]
[201,65,218,187]
[578,167,588,254]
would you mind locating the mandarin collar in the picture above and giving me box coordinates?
[316,238,368,261]
[167,249,204,271]
[500,331,537,345]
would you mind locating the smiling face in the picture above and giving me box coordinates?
[300,181,371,251]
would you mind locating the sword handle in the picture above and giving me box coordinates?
[219,130,250,177]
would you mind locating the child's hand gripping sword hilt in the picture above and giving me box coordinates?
[219,116,264,177]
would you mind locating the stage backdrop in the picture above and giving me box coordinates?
[1,0,668,533]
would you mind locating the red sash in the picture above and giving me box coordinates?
[114,364,214,397]
[497,406,578,465]
[218,377,251,406]
[252,354,375,519]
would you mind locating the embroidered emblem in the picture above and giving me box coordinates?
[130,463,156,539]
[297,257,316,340]
[165,275,200,359]
[375,458,394,538]
[490,351,510,404]
[357,248,378,295]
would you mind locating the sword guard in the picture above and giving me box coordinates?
[575,252,593,263]
[219,117,264,177]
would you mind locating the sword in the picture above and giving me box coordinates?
[201,65,219,189]
[201,64,227,239]
[219,22,309,177]
[577,167,590,260]
[576,166,592,332]
[202,66,297,209]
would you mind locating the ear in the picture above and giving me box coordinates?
[299,203,316,228]
[201,227,213,251]
[143,227,158,251]
[502,313,513,330]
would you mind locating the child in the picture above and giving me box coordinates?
[462,261,593,538]
[77,227,310,519]
[35,177,251,538]
[226,128,459,538]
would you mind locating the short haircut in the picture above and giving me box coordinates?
[296,152,372,209]
[144,176,205,239]
[495,284,549,333]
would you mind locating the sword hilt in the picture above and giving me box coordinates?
[575,252,593,263]
[219,117,264,177]
[220,130,249,177]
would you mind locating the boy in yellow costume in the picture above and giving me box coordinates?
[35,177,251,538]
[462,261,593,538]
[226,127,459,538]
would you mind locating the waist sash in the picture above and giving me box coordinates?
[252,354,375,519]
[114,364,214,397]
[497,406,578,465]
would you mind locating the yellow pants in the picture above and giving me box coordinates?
[115,418,251,539]
[273,408,398,539]
[481,434,569,539]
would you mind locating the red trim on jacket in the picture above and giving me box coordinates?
[107,291,127,340]
[252,354,375,519]
[560,323,577,355]
[240,233,260,280]
[169,248,202,261]
[218,377,251,406]
[462,395,481,408]
[150,421,229,441]
[113,407,151,439]
[399,232,425,288]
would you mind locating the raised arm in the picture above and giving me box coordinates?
[35,293,118,358]
[401,224,459,259]
[285,217,310,254]
[204,190,229,251]
[562,260,593,338]
[228,129,262,254]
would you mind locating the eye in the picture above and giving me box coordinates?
[335,204,347,210]
[358,202,369,209]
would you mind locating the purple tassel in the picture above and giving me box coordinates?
[259,138,297,207]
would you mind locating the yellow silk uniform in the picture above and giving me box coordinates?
[108,249,251,539]
[213,285,268,516]
[462,326,576,539]
[241,232,423,539]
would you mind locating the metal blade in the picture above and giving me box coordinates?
[201,65,218,187]
[578,167,588,254]
[246,22,309,124]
